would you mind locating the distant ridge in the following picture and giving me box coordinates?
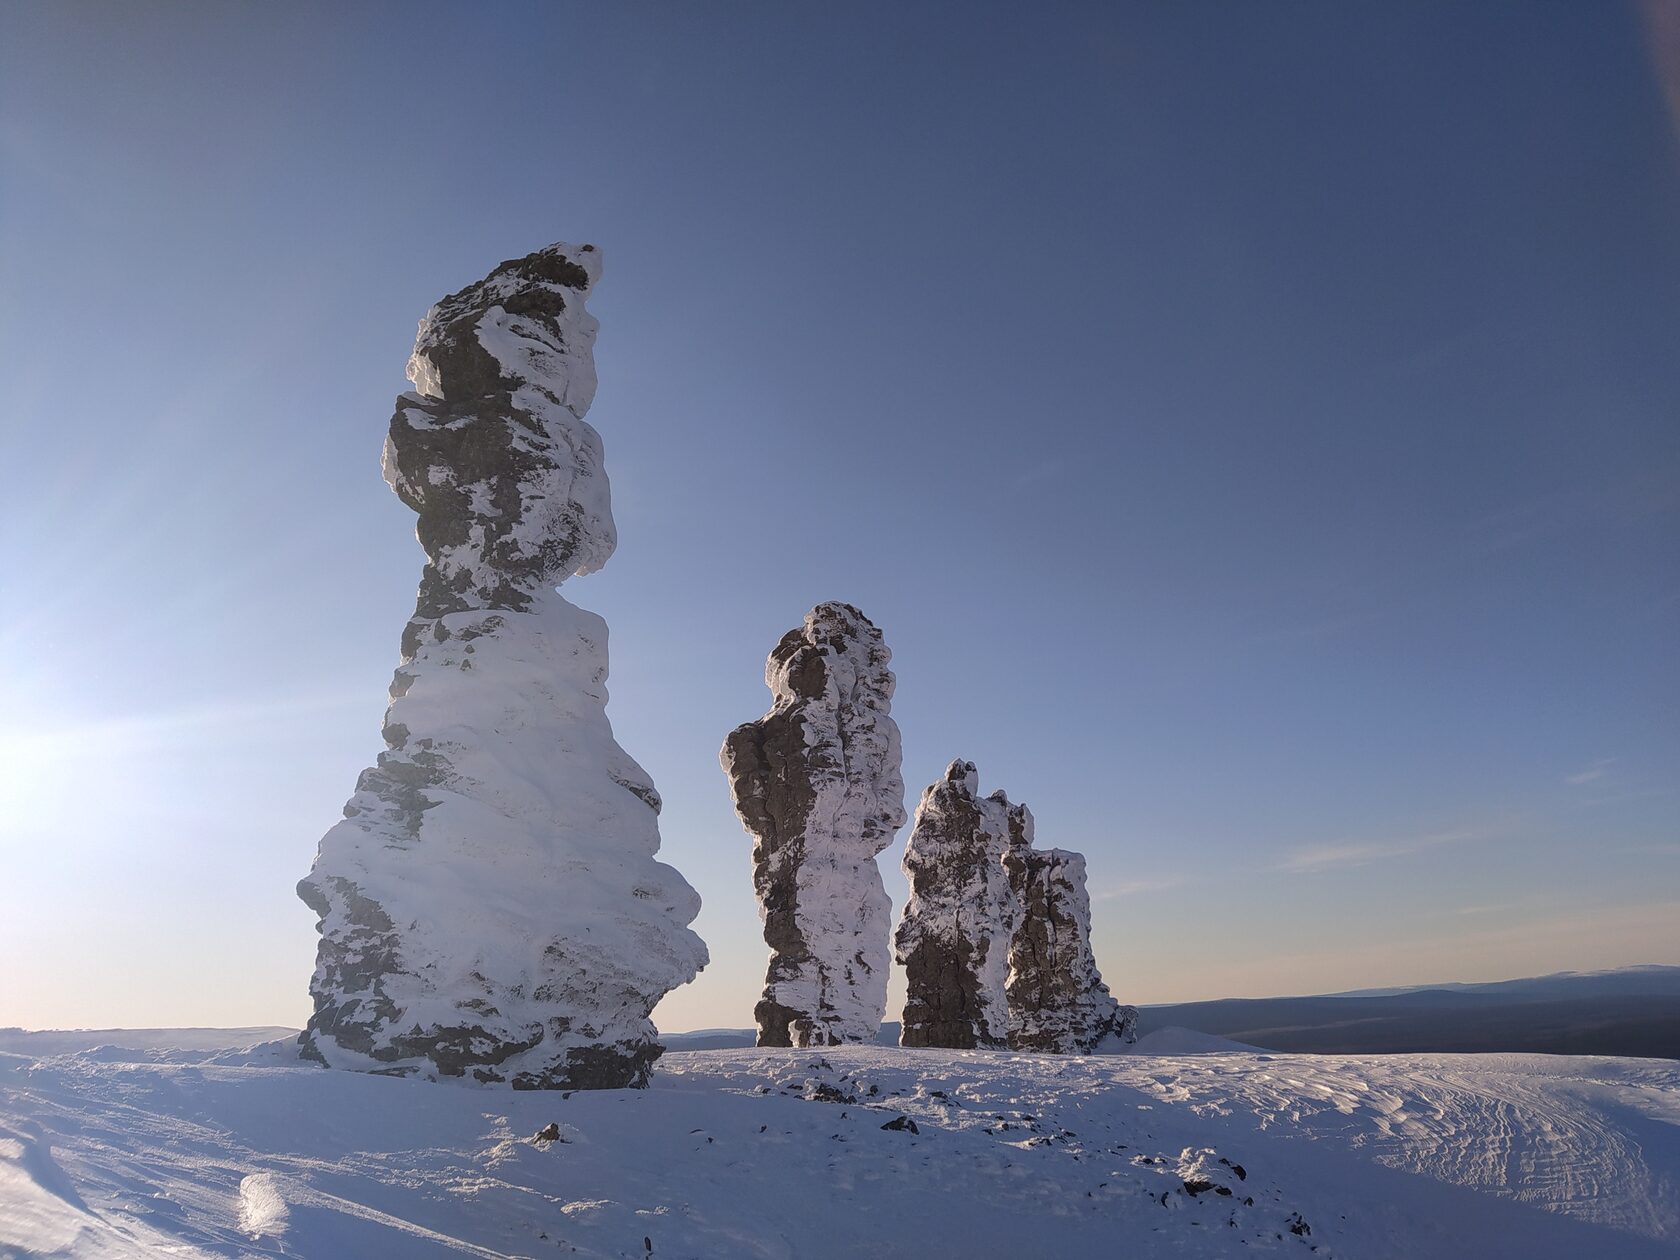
[659,966,1680,1058]
[0,1027,297,1056]
[1297,965,1680,1002]
[1133,966,1680,1059]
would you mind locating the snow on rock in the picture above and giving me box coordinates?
[896,762,1136,1054]
[720,602,907,1046]
[385,242,614,620]
[895,761,1023,1048]
[296,242,706,1090]
[1005,845,1139,1053]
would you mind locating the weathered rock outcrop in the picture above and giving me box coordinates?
[896,760,1135,1053]
[296,243,707,1089]
[1005,845,1139,1053]
[894,761,1023,1049]
[721,603,906,1046]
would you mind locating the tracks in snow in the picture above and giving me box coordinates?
[1112,1049,1680,1241]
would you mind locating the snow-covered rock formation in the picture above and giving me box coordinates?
[720,603,906,1046]
[1005,845,1139,1052]
[894,761,1023,1049]
[296,243,707,1089]
[895,761,1135,1053]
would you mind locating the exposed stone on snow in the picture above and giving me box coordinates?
[1005,845,1138,1053]
[720,602,906,1046]
[894,761,1022,1049]
[297,242,707,1089]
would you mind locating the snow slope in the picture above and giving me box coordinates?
[2,1030,1677,1258]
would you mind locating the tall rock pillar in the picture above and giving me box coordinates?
[1005,846,1138,1053]
[893,761,1023,1049]
[297,243,708,1089]
[721,603,906,1046]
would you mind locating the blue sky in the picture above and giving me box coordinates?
[2,1,1676,1032]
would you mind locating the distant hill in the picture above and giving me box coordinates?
[1128,974,1680,1061]
[662,966,1680,1058]
[1133,994,1680,1059]
[656,1028,758,1050]
[1134,966,1680,1059]
[0,1027,297,1056]
[1320,965,1680,1002]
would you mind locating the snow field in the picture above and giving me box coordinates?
[2,1032,1677,1258]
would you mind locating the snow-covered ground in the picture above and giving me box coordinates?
[2,1028,1676,1258]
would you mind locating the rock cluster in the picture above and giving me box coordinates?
[721,603,906,1046]
[297,243,708,1089]
[896,761,1135,1052]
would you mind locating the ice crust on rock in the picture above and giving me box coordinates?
[1005,846,1139,1053]
[896,761,1135,1053]
[297,242,707,1089]
[894,761,1023,1049]
[720,602,907,1046]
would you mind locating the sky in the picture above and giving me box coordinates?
[1,1,1677,1034]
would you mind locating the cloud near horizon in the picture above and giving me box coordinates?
[1095,876,1187,900]
[1276,827,1487,874]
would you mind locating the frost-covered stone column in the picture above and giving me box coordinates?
[1005,846,1138,1053]
[720,603,906,1046]
[894,761,1024,1049]
[297,243,707,1089]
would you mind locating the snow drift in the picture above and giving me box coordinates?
[4,1030,1677,1259]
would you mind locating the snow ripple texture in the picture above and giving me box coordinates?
[897,761,1135,1052]
[295,243,707,1090]
[6,1032,1677,1259]
[721,602,907,1046]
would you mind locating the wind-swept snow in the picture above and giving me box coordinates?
[2,1030,1676,1258]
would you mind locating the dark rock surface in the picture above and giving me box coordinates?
[721,603,906,1046]
[894,762,1022,1049]
[1005,845,1138,1053]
